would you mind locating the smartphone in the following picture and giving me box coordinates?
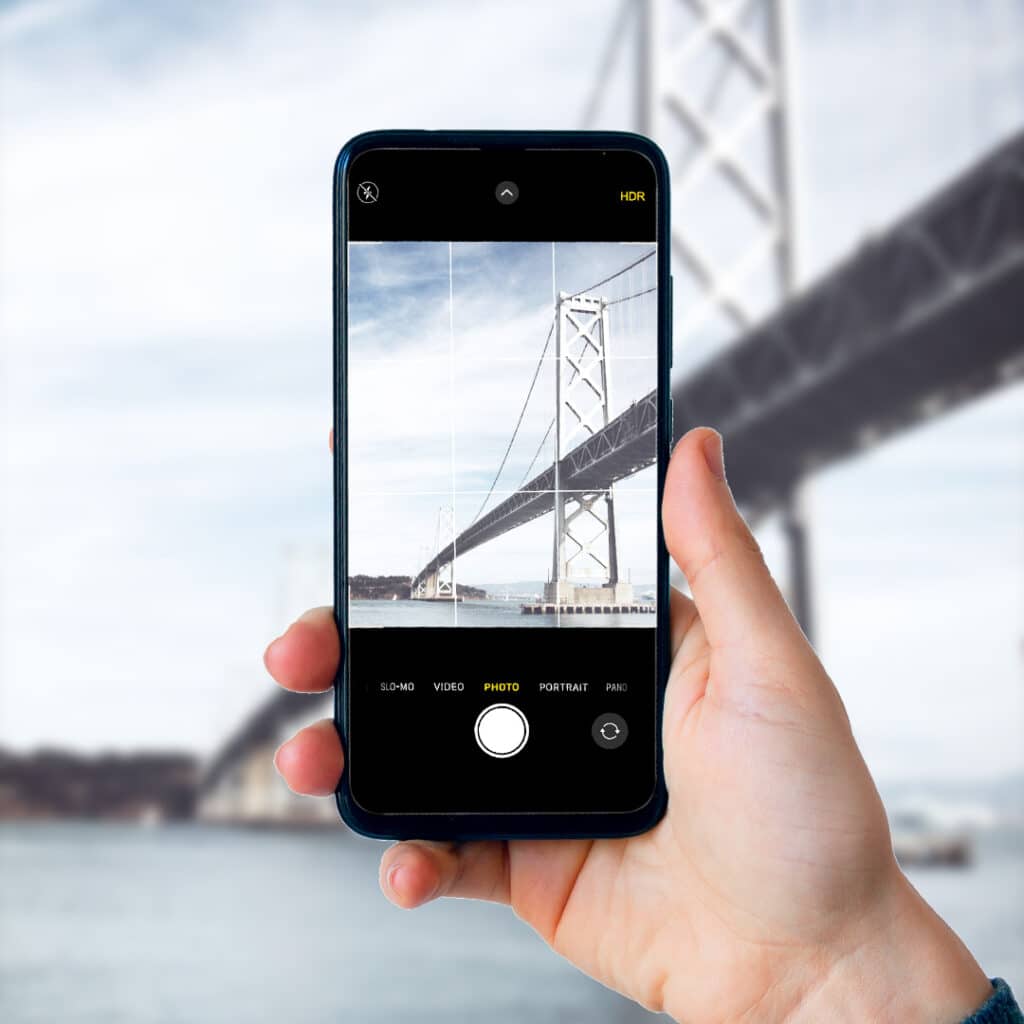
[333,131,672,840]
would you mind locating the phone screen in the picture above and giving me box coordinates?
[339,141,667,824]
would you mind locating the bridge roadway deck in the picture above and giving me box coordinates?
[677,130,1024,516]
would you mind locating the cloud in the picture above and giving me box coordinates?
[0,0,619,754]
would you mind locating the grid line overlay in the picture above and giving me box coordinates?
[449,241,458,625]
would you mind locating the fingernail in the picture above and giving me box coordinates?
[264,636,281,663]
[387,862,409,899]
[264,623,291,664]
[272,742,285,775]
[702,430,726,481]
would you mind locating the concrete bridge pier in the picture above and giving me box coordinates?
[542,579,635,606]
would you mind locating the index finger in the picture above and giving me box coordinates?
[264,606,341,693]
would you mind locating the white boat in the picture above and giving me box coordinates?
[889,810,971,867]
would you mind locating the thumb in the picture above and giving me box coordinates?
[662,428,802,653]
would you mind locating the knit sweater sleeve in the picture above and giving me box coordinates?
[960,979,1024,1024]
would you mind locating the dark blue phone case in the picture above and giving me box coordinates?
[333,130,672,840]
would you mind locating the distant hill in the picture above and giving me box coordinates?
[349,574,412,599]
[0,748,197,821]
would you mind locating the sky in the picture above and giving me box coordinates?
[0,0,1022,782]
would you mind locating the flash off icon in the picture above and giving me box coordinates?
[356,181,379,204]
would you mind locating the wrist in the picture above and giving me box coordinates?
[784,872,992,1024]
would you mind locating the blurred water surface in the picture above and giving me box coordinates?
[0,823,654,1023]
[905,826,1024,988]
[2,823,1021,1022]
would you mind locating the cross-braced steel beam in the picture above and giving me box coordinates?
[588,0,797,342]
[550,292,619,594]
[411,505,454,600]
[587,0,810,628]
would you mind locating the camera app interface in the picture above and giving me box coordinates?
[344,149,661,815]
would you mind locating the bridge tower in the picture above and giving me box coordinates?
[585,0,813,637]
[412,505,455,600]
[545,291,634,607]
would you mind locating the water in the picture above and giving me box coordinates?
[902,828,1024,987]
[1,824,1020,1023]
[349,598,657,628]
[0,824,654,1023]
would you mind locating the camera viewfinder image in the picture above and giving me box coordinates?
[347,241,658,628]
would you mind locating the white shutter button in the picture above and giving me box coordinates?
[474,703,529,758]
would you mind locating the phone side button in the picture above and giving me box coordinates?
[668,274,674,370]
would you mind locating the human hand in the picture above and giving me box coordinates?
[266,428,992,1023]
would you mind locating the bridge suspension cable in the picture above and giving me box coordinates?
[471,248,658,523]
[570,248,655,297]
[517,418,555,489]
[607,285,656,305]
[470,319,554,524]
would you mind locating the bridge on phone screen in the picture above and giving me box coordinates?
[410,251,660,609]
[197,131,1024,824]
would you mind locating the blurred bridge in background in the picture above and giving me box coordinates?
[199,0,1024,825]
[199,128,1024,826]
[677,129,1024,515]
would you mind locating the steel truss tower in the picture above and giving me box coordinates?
[546,291,628,604]
[585,0,812,636]
[412,505,455,600]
